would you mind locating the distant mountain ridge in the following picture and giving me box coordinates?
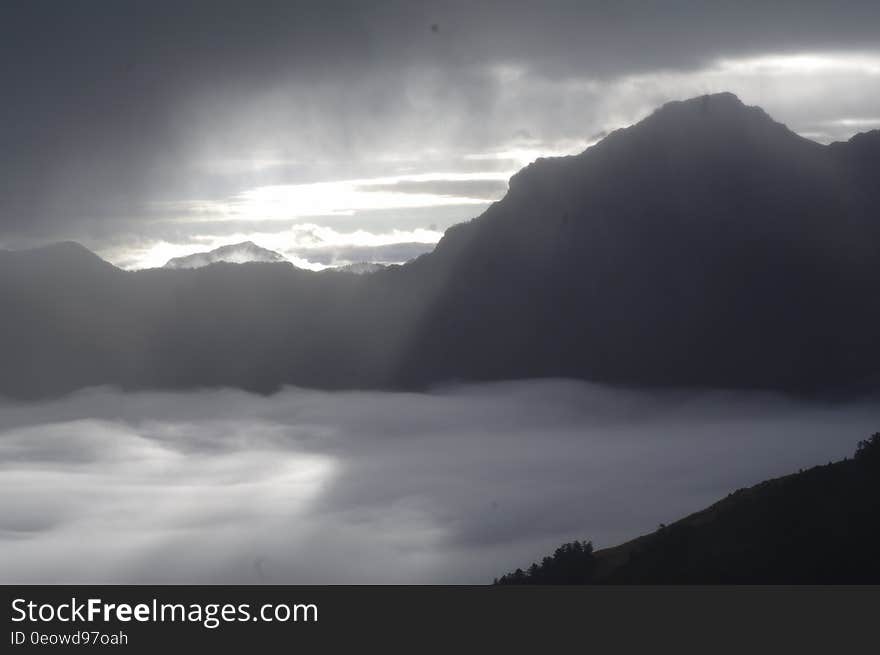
[2,93,880,399]
[333,262,387,275]
[163,241,289,269]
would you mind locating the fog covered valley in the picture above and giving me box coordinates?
[2,380,878,583]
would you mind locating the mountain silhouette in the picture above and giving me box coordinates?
[2,93,880,398]
[392,93,880,391]
[163,241,289,269]
[496,432,880,584]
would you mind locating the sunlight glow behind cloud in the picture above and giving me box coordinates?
[173,172,510,223]
[117,225,447,270]
[117,171,510,269]
[93,50,880,272]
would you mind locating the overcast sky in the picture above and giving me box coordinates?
[3,1,879,268]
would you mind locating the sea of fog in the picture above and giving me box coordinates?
[1,380,879,584]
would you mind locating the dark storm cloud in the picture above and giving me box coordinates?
[2,381,880,583]
[2,0,879,246]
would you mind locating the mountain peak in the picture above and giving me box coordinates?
[660,91,746,110]
[505,92,802,197]
[233,240,260,249]
[164,241,289,269]
[17,241,113,266]
[640,92,783,134]
[34,240,96,256]
[844,128,880,149]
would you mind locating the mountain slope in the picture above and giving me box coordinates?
[496,432,880,584]
[392,93,880,391]
[0,246,368,398]
[163,241,289,269]
[1,93,880,399]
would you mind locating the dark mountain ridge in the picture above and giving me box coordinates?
[394,93,880,391]
[2,93,880,399]
[496,432,880,584]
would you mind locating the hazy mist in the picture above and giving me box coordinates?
[2,380,877,583]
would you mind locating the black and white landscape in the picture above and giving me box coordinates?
[3,382,880,583]
[2,1,880,584]
[4,94,880,399]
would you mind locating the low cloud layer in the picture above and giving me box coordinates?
[1,380,878,583]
